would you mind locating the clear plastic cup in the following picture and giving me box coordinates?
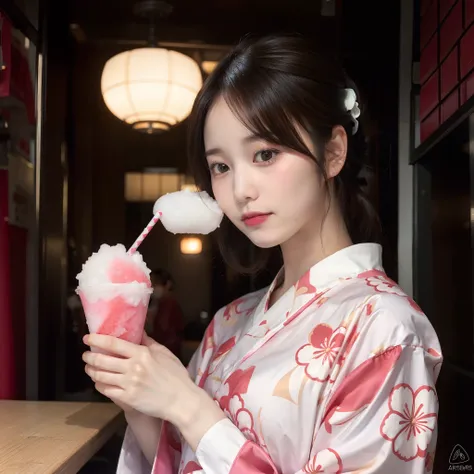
[78,283,152,353]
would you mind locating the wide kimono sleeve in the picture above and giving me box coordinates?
[192,303,443,474]
[117,424,154,474]
[117,317,218,474]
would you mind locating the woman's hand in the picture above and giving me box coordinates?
[82,333,197,425]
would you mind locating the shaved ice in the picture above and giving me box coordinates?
[76,244,152,348]
[153,190,223,235]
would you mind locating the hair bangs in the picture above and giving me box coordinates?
[187,34,381,274]
[222,74,316,160]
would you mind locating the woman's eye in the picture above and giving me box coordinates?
[210,163,229,175]
[254,149,279,163]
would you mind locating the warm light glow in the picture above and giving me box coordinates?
[180,183,199,192]
[101,48,203,132]
[125,173,143,201]
[180,237,202,255]
[201,60,219,75]
[125,171,184,202]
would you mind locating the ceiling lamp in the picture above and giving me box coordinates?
[100,1,203,134]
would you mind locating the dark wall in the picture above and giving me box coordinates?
[340,0,400,281]
[68,44,189,268]
[37,1,71,399]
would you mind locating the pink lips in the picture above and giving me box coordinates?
[241,212,272,227]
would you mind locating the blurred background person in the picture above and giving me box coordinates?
[147,268,184,359]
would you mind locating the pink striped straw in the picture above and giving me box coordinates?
[128,212,162,255]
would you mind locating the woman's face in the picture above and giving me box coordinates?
[151,276,170,298]
[203,97,340,249]
[152,284,165,299]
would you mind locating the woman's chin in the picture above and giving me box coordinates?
[247,234,283,249]
[234,222,286,249]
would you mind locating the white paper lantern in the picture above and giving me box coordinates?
[101,48,203,132]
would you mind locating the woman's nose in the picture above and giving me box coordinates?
[233,167,259,203]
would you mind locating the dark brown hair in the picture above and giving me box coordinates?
[188,34,380,274]
[151,268,174,288]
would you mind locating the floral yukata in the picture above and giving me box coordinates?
[118,243,442,474]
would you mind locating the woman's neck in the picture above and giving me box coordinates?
[277,207,352,296]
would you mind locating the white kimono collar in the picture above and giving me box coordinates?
[305,242,383,290]
[264,243,384,312]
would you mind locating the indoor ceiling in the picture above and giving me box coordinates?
[65,0,340,173]
[67,0,337,49]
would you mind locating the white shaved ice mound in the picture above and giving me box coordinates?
[153,190,223,234]
[76,244,152,304]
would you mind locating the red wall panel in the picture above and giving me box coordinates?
[440,0,457,20]
[421,34,439,84]
[460,71,474,104]
[421,0,439,48]
[419,0,472,142]
[466,0,474,27]
[441,88,459,122]
[440,0,462,59]
[460,23,474,78]
[421,108,440,141]
[421,71,439,120]
[441,47,458,97]
[421,0,434,17]
[0,171,16,399]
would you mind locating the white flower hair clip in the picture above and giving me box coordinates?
[343,88,361,135]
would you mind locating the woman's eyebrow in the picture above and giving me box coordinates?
[204,147,223,157]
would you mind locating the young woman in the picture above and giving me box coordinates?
[83,34,442,473]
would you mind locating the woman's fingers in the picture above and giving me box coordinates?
[142,332,155,346]
[94,382,126,402]
[83,351,128,373]
[84,334,139,358]
[85,364,125,387]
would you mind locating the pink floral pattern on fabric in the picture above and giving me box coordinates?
[227,394,258,442]
[425,451,435,472]
[119,244,442,474]
[245,319,271,339]
[182,461,203,474]
[303,448,343,473]
[427,348,443,380]
[322,346,403,434]
[200,319,215,357]
[338,325,359,368]
[358,269,424,313]
[216,367,259,442]
[223,294,260,322]
[380,384,438,461]
[296,324,345,382]
[295,270,317,297]
[198,336,237,389]
[366,274,406,296]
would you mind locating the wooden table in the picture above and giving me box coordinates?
[0,401,124,473]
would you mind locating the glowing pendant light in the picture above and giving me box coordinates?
[100,1,203,133]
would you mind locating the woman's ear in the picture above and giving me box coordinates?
[325,125,348,179]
